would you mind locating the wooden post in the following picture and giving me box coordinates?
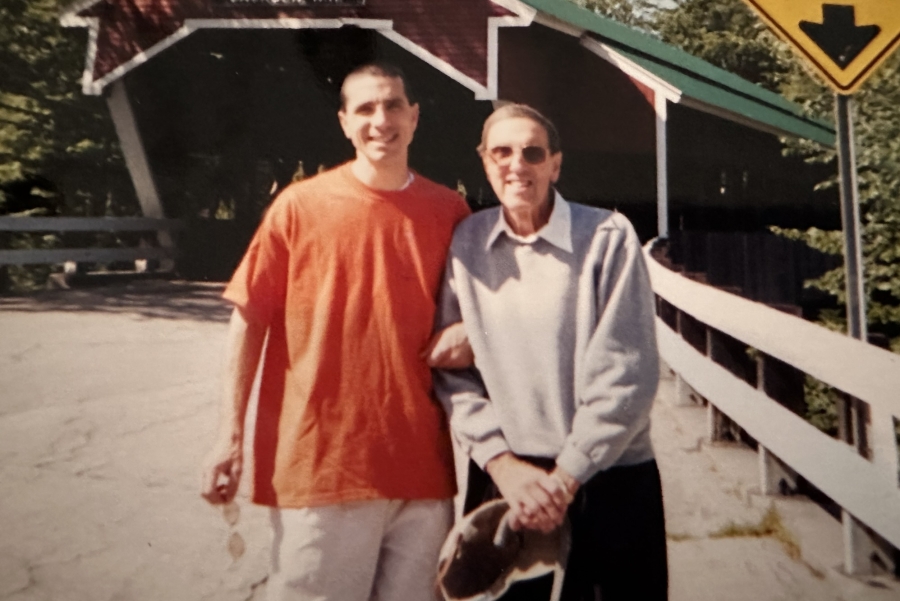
[655,94,669,240]
[708,327,757,387]
[106,80,174,271]
[707,402,725,442]
[755,352,806,418]
[658,297,678,331]
[837,393,871,459]
[843,511,896,576]
[704,327,752,443]
[849,397,870,459]
[677,309,707,355]
[663,306,702,408]
[706,401,743,443]
[679,311,709,406]
[759,445,798,496]
[63,260,85,287]
[674,374,696,407]
[836,395,886,574]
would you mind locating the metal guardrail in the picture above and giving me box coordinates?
[0,217,183,266]
[644,240,900,575]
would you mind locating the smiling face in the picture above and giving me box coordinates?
[338,73,419,168]
[481,117,562,216]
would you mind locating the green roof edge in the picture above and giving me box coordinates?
[518,0,835,146]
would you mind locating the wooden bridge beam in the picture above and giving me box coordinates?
[105,80,174,272]
[655,95,669,240]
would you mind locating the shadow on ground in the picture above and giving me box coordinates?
[0,280,231,322]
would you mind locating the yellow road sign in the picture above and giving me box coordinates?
[742,0,900,93]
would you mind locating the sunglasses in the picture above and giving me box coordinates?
[222,501,246,561]
[484,145,549,166]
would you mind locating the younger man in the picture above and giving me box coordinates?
[201,63,470,601]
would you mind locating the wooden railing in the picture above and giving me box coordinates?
[0,217,182,267]
[645,240,900,575]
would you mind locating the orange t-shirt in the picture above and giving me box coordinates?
[224,163,470,508]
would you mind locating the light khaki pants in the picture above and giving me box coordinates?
[267,498,453,601]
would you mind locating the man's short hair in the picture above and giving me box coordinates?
[477,104,562,155]
[340,62,416,110]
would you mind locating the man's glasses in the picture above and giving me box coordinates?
[484,145,549,166]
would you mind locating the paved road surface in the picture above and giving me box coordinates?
[1,281,897,600]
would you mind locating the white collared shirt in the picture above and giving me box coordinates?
[485,191,574,253]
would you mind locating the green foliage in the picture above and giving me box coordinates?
[0,0,134,217]
[803,375,841,436]
[851,55,900,339]
[0,0,140,291]
[570,0,658,31]
[770,55,900,348]
[651,0,794,91]
[2,232,61,291]
[711,504,801,561]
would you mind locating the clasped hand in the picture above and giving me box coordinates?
[485,453,579,533]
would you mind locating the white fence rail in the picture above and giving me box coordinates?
[0,217,183,266]
[645,241,900,575]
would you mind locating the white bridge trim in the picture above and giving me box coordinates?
[645,240,900,568]
[0,217,184,233]
[657,320,900,550]
[645,244,900,416]
[60,2,534,99]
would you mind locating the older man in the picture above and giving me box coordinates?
[201,63,471,601]
[435,104,667,600]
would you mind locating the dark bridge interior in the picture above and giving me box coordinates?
[121,24,838,280]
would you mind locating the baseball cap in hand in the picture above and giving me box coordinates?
[436,499,570,601]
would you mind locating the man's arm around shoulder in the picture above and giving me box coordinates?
[200,307,267,505]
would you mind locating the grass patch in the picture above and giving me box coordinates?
[710,505,801,561]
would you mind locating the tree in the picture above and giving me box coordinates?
[0,0,134,217]
[0,0,139,290]
[569,0,657,31]
[774,53,900,351]
[652,0,800,91]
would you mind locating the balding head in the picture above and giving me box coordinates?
[477,104,561,156]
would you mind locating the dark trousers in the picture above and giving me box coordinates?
[463,458,668,601]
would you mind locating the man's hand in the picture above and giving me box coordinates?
[549,465,580,506]
[485,453,572,533]
[423,322,474,369]
[201,308,264,506]
[200,438,243,505]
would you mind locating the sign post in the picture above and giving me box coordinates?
[834,94,867,342]
[740,0,900,576]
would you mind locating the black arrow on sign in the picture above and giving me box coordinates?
[799,5,880,69]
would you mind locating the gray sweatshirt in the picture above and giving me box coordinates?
[434,194,659,483]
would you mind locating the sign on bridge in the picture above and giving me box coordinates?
[741,0,900,92]
[220,0,365,5]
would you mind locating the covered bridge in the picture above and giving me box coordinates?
[61,0,837,279]
[52,0,900,576]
